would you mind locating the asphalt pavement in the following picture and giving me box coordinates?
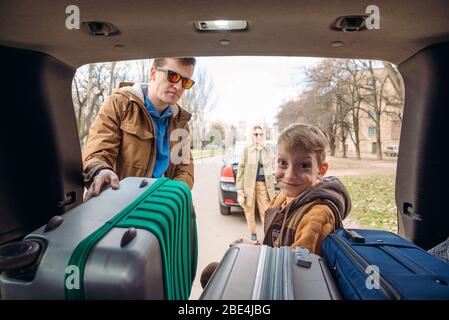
[189,155,265,299]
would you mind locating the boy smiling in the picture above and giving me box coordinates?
[263,123,352,254]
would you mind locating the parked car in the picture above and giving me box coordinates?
[384,144,399,157]
[218,141,279,215]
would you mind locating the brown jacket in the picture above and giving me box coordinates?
[263,177,351,255]
[82,83,194,189]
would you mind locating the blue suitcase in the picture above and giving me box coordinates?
[322,229,449,300]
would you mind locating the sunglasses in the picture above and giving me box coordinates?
[254,133,263,137]
[156,67,195,89]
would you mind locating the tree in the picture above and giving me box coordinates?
[333,60,366,159]
[300,59,352,157]
[358,60,403,159]
[73,61,130,147]
[229,124,237,147]
[277,58,404,160]
[135,59,151,83]
[73,63,106,146]
[211,121,225,141]
[178,66,216,149]
[275,99,304,131]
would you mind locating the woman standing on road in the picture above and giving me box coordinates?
[236,125,276,242]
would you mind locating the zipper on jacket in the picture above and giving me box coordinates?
[329,234,401,300]
[144,147,153,178]
[142,107,154,178]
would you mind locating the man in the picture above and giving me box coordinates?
[83,57,196,201]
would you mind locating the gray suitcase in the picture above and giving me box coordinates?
[200,244,341,300]
[0,177,192,300]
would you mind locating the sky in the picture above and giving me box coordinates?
[194,56,322,128]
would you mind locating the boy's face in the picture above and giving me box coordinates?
[275,142,328,198]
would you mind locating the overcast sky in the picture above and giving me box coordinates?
[194,56,322,128]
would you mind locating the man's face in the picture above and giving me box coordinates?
[275,142,328,198]
[149,59,194,106]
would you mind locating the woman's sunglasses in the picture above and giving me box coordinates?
[156,67,195,89]
[253,133,263,137]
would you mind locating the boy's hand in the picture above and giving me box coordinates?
[84,169,120,202]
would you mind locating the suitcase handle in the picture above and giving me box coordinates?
[343,229,365,243]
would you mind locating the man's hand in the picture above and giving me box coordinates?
[84,169,120,202]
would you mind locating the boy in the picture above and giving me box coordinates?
[200,123,351,288]
[262,123,351,254]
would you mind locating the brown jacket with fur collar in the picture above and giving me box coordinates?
[263,177,351,255]
[82,83,194,189]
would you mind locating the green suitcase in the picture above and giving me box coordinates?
[65,177,198,300]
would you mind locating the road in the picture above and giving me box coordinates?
[189,155,265,299]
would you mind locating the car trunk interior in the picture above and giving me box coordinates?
[1,0,449,249]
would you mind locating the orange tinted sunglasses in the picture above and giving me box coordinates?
[156,67,195,89]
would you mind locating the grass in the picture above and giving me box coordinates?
[339,174,398,233]
[191,148,226,160]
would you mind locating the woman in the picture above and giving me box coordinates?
[236,125,276,241]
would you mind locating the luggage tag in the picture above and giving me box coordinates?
[295,247,312,268]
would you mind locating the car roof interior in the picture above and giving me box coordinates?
[1,0,448,249]
[2,0,449,67]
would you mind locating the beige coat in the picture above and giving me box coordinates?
[82,83,194,189]
[236,144,276,208]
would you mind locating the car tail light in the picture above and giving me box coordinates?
[220,166,235,183]
[224,198,234,204]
